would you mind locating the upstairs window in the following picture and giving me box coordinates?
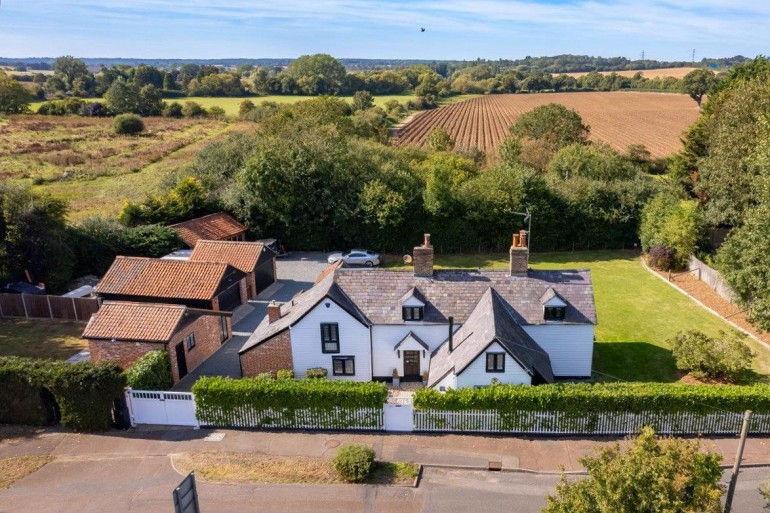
[544,306,566,322]
[321,323,340,353]
[486,353,505,373]
[402,306,424,321]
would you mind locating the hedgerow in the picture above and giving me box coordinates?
[413,382,770,414]
[0,357,58,426]
[125,350,173,390]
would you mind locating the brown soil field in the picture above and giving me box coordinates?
[563,67,699,79]
[392,92,700,158]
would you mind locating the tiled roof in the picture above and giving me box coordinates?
[95,256,245,301]
[332,268,596,325]
[82,302,187,342]
[170,212,247,248]
[239,268,369,354]
[394,331,430,351]
[189,240,268,273]
[428,288,554,387]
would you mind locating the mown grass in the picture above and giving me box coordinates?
[388,250,770,383]
[0,318,87,360]
[172,452,418,486]
[0,456,53,489]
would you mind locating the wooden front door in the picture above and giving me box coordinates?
[175,342,188,379]
[403,351,420,378]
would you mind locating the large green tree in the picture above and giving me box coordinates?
[286,54,347,95]
[543,427,722,513]
[0,73,33,114]
[681,69,715,109]
[53,56,90,90]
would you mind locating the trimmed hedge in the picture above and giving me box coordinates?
[413,382,770,415]
[125,350,173,390]
[0,357,126,431]
[333,444,375,482]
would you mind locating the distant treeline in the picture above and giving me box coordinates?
[0,54,750,73]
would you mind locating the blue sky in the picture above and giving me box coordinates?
[0,1,767,60]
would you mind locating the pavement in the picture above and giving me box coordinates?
[1,426,769,512]
[173,252,331,391]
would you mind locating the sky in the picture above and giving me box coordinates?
[0,0,768,61]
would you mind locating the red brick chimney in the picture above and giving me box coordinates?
[267,301,282,323]
[509,230,529,275]
[413,233,434,277]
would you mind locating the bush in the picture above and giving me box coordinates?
[81,102,108,117]
[239,99,255,117]
[37,98,85,116]
[125,350,172,390]
[208,105,226,120]
[163,101,183,118]
[305,367,328,379]
[0,357,58,426]
[182,101,207,118]
[276,369,294,380]
[113,113,144,135]
[333,444,375,483]
[647,244,676,271]
[670,330,754,382]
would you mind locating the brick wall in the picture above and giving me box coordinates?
[413,246,434,277]
[88,339,166,370]
[240,330,293,377]
[168,314,232,383]
[509,247,528,275]
[239,277,248,304]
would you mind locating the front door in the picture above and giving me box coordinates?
[403,351,420,379]
[175,342,188,379]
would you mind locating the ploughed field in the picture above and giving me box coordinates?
[392,92,700,158]
[563,66,700,79]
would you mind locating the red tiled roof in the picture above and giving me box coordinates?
[170,212,247,248]
[189,240,266,273]
[83,302,187,342]
[95,257,239,301]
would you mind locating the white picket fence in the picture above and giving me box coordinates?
[414,409,770,435]
[195,404,384,430]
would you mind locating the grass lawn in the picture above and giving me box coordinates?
[388,250,770,383]
[0,456,53,489]
[0,318,87,360]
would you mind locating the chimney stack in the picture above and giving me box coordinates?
[267,301,282,323]
[509,230,529,275]
[448,316,454,353]
[413,233,434,277]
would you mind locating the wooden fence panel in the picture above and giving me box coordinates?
[23,295,51,319]
[74,297,100,321]
[0,294,26,317]
[689,255,737,303]
[48,296,78,320]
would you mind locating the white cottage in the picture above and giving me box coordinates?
[239,233,597,388]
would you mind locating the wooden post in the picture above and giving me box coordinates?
[21,294,29,319]
[724,410,752,513]
[0,294,4,318]
[71,297,78,320]
[668,270,672,281]
[46,295,53,319]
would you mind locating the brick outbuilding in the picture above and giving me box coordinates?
[170,212,247,248]
[189,240,276,299]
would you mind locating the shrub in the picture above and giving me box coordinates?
[113,113,144,135]
[81,102,108,117]
[37,98,85,116]
[333,444,375,483]
[0,357,58,426]
[163,101,183,118]
[305,367,328,379]
[125,350,172,390]
[276,369,294,380]
[182,101,207,118]
[670,330,754,382]
[239,99,255,117]
[647,244,676,271]
[208,105,226,120]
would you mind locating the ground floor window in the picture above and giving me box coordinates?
[486,352,504,372]
[185,333,196,351]
[220,316,228,342]
[332,356,355,376]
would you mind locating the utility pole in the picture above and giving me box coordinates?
[641,50,645,61]
[724,410,752,513]
[692,49,696,63]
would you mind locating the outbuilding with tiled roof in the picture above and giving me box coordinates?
[170,212,247,248]
[189,240,276,299]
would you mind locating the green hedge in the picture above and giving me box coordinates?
[413,382,770,415]
[0,357,126,431]
[125,350,172,390]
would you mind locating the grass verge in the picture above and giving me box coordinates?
[386,249,770,383]
[0,318,87,359]
[172,452,419,486]
[0,456,53,489]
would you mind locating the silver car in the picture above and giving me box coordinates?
[327,249,381,267]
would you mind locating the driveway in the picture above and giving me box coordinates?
[173,253,330,390]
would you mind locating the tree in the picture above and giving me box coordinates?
[105,79,140,114]
[133,64,164,88]
[138,85,163,116]
[670,329,753,382]
[0,73,33,114]
[422,153,477,218]
[351,90,374,111]
[53,56,89,89]
[509,103,589,171]
[427,127,454,151]
[543,427,723,513]
[286,54,347,95]
[640,194,704,268]
[681,69,715,109]
[547,143,638,181]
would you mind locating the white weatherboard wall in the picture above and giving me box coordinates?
[371,324,458,378]
[523,324,594,377]
[432,371,457,390]
[455,341,532,388]
[290,299,372,381]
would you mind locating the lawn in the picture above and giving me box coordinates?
[0,318,87,360]
[0,456,53,489]
[389,250,770,383]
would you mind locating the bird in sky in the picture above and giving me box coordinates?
[420,27,426,32]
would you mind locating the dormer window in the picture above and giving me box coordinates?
[402,306,424,321]
[544,306,566,322]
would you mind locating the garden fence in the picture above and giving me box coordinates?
[688,255,737,303]
[0,293,99,321]
[196,404,384,431]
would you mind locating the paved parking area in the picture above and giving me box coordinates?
[174,253,330,390]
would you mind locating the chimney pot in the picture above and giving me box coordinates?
[448,316,454,353]
[267,301,282,323]
[520,230,528,248]
[509,231,529,275]
[423,233,431,247]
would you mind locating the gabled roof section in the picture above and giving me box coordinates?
[394,331,429,351]
[399,287,427,306]
[428,288,554,387]
[189,240,268,273]
[239,270,369,354]
[83,302,187,343]
[170,212,247,248]
[540,287,568,307]
[95,256,245,301]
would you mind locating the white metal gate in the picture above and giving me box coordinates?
[125,389,199,427]
[384,398,414,432]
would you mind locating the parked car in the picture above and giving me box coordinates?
[327,249,381,267]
